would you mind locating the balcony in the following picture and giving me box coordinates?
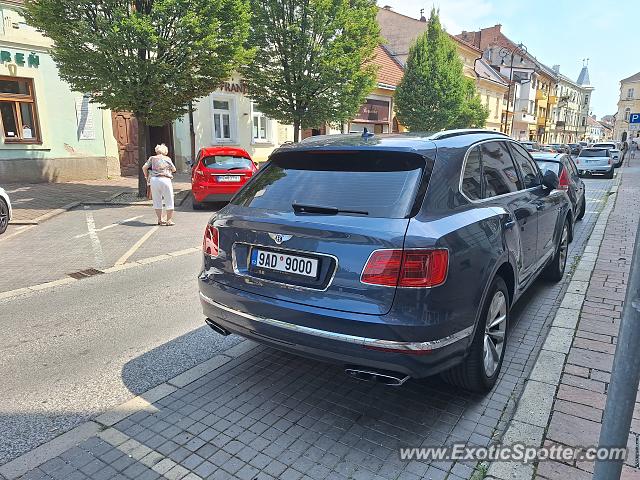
[536,90,548,101]
[537,115,547,126]
[548,95,558,105]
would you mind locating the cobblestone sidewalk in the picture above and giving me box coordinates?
[5,175,191,223]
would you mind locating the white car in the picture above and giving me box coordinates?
[592,142,622,167]
[0,187,12,235]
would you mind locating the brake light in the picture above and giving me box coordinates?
[203,225,219,257]
[558,168,569,191]
[361,249,448,288]
[608,157,613,165]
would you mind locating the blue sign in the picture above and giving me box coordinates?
[631,113,640,124]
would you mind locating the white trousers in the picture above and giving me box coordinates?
[150,176,174,209]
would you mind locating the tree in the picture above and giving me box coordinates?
[395,8,485,132]
[453,78,489,128]
[241,0,380,142]
[25,0,251,195]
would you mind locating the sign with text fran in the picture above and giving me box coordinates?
[630,113,640,124]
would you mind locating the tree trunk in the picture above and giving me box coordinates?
[293,118,300,143]
[136,115,149,198]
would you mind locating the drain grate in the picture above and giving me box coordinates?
[68,268,104,280]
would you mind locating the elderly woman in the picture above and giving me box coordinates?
[142,144,177,226]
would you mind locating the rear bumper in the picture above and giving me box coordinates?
[194,193,236,203]
[198,285,472,378]
[578,166,612,175]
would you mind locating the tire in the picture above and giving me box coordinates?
[441,277,509,393]
[192,197,204,210]
[577,196,585,221]
[605,168,614,179]
[0,198,8,235]
[543,219,569,281]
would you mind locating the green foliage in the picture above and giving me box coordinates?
[453,78,489,128]
[395,8,486,131]
[24,0,252,126]
[241,0,380,141]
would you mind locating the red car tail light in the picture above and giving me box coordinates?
[361,249,449,288]
[203,225,219,257]
[558,168,569,191]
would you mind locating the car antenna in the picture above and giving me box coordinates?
[361,128,374,140]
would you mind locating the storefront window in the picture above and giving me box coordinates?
[213,99,232,142]
[0,76,40,143]
[252,103,269,142]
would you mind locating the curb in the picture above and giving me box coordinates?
[0,247,200,302]
[485,180,620,480]
[0,340,258,480]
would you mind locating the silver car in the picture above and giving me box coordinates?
[0,187,12,235]
[575,148,614,178]
[592,142,622,167]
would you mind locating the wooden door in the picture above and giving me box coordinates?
[111,111,138,176]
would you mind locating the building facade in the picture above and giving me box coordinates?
[613,71,640,143]
[0,0,120,183]
[172,75,294,171]
[585,116,604,143]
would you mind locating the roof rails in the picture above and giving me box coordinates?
[427,129,509,141]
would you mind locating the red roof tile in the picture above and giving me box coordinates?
[372,44,404,87]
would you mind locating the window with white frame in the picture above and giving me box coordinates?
[251,103,269,142]
[628,88,635,99]
[212,98,234,142]
[625,108,631,121]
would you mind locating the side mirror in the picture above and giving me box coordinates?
[254,162,259,168]
[542,169,559,191]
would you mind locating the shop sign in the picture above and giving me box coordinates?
[354,99,390,123]
[218,80,248,94]
[0,50,40,68]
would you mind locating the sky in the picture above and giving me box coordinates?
[377,0,636,118]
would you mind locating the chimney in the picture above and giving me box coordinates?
[552,65,560,73]
[382,5,392,9]
[495,24,502,32]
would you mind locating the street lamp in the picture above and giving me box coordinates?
[498,43,527,137]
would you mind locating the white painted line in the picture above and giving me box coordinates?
[0,421,101,480]
[114,226,159,266]
[83,206,104,266]
[0,224,36,243]
[73,215,144,239]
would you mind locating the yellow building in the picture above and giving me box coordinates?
[376,6,508,131]
[613,71,640,143]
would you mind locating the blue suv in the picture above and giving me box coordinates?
[198,130,572,393]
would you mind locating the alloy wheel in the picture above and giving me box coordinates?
[0,201,7,233]
[558,225,569,273]
[483,290,507,377]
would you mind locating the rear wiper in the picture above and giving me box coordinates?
[292,203,369,216]
[225,166,246,171]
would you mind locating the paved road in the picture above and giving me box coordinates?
[0,252,240,465]
[0,176,615,473]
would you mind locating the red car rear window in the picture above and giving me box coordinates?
[202,155,252,170]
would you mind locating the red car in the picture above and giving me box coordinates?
[191,146,257,209]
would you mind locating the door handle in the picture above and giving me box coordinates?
[504,220,516,229]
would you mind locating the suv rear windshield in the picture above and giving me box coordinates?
[202,155,252,170]
[579,149,609,157]
[592,143,616,149]
[232,151,428,218]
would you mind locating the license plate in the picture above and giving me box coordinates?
[217,175,241,182]
[251,249,319,278]
[586,160,603,164]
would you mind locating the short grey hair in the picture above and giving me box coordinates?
[155,144,169,156]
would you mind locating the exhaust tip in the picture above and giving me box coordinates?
[345,367,409,386]
[205,318,231,336]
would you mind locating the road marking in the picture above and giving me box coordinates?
[114,226,160,266]
[84,206,105,266]
[73,215,143,239]
[0,224,36,243]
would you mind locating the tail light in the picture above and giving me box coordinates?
[203,225,219,257]
[558,168,569,191]
[575,158,580,164]
[608,157,613,165]
[194,163,205,178]
[361,249,449,288]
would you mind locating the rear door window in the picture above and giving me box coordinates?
[462,146,482,200]
[232,151,428,218]
[481,141,522,198]
[202,155,253,170]
[535,161,560,175]
[509,143,541,188]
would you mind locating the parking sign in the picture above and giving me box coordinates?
[631,113,640,124]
